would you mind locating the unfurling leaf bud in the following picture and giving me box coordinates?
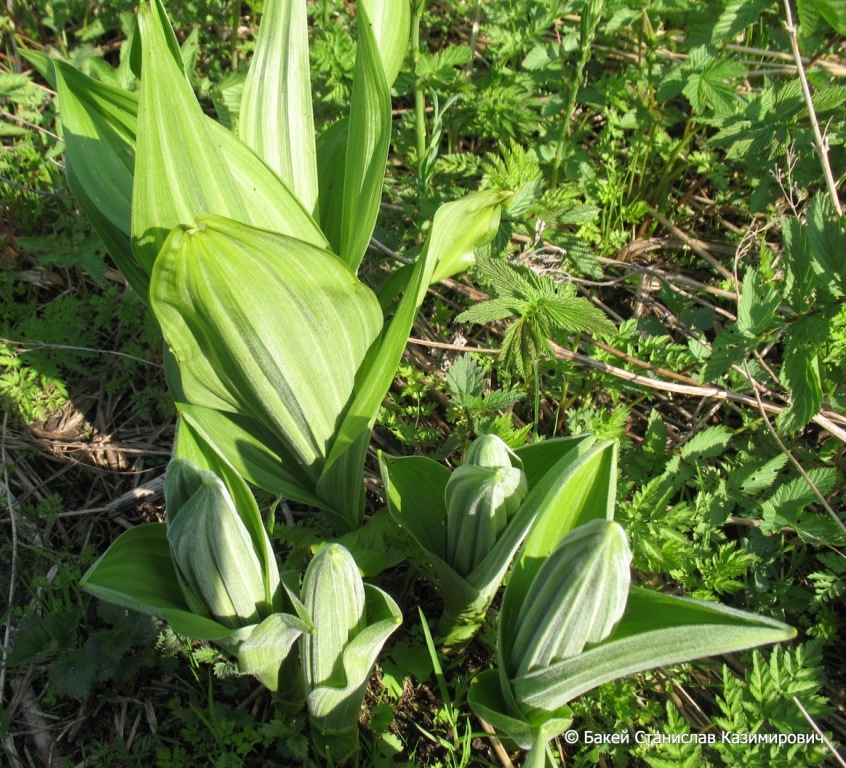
[445,434,528,576]
[165,459,276,629]
[508,519,631,678]
[301,544,367,689]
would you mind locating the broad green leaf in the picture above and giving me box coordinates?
[468,670,573,751]
[151,215,382,487]
[240,0,318,214]
[80,524,233,640]
[238,613,311,691]
[166,460,273,628]
[175,403,328,509]
[509,520,631,677]
[364,0,411,88]
[53,62,147,296]
[317,190,507,529]
[132,1,325,271]
[509,587,795,717]
[336,0,392,270]
[172,420,281,609]
[379,453,451,558]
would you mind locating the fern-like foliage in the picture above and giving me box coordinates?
[457,257,615,377]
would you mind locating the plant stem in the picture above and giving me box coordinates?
[411,0,427,182]
[551,0,605,187]
[524,732,549,768]
[782,0,843,214]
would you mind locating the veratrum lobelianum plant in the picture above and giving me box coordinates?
[466,442,797,768]
[380,432,600,649]
[83,422,401,763]
[36,0,508,534]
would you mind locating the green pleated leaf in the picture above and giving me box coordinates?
[379,453,451,559]
[335,0,392,270]
[53,62,147,297]
[80,524,233,640]
[238,612,312,692]
[171,426,281,611]
[510,587,795,718]
[499,439,615,650]
[151,215,382,489]
[318,190,507,531]
[132,0,325,271]
[166,460,272,629]
[467,670,572,751]
[175,403,328,510]
[306,582,402,762]
[240,0,318,214]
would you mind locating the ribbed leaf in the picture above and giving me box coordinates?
[80,524,233,640]
[510,587,796,717]
[509,520,631,677]
[150,216,382,486]
[240,0,318,214]
[336,0,392,270]
[175,404,329,509]
[306,583,402,762]
[165,460,272,628]
[318,190,507,530]
[301,544,367,689]
[53,62,147,296]
[132,0,325,271]
[171,427,281,611]
[238,612,311,692]
[498,441,616,674]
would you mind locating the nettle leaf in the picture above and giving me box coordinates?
[457,297,519,324]
[711,0,766,44]
[778,315,826,433]
[446,354,486,402]
[240,0,318,214]
[807,194,846,297]
[681,425,732,462]
[681,48,746,114]
[738,268,781,337]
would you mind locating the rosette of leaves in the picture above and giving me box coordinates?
[81,434,310,696]
[37,0,508,533]
[300,543,402,763]
[468,465,797,767]
[380,433,612,650]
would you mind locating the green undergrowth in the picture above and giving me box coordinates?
[2,0,844,765]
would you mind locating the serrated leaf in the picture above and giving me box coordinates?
[778,316,825,432]
[681,426,732,461]
[738,268,781,337]
[446,354,486,401]
[712,1,765,44]
[807,194,846,297]
[457,297,519,324]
